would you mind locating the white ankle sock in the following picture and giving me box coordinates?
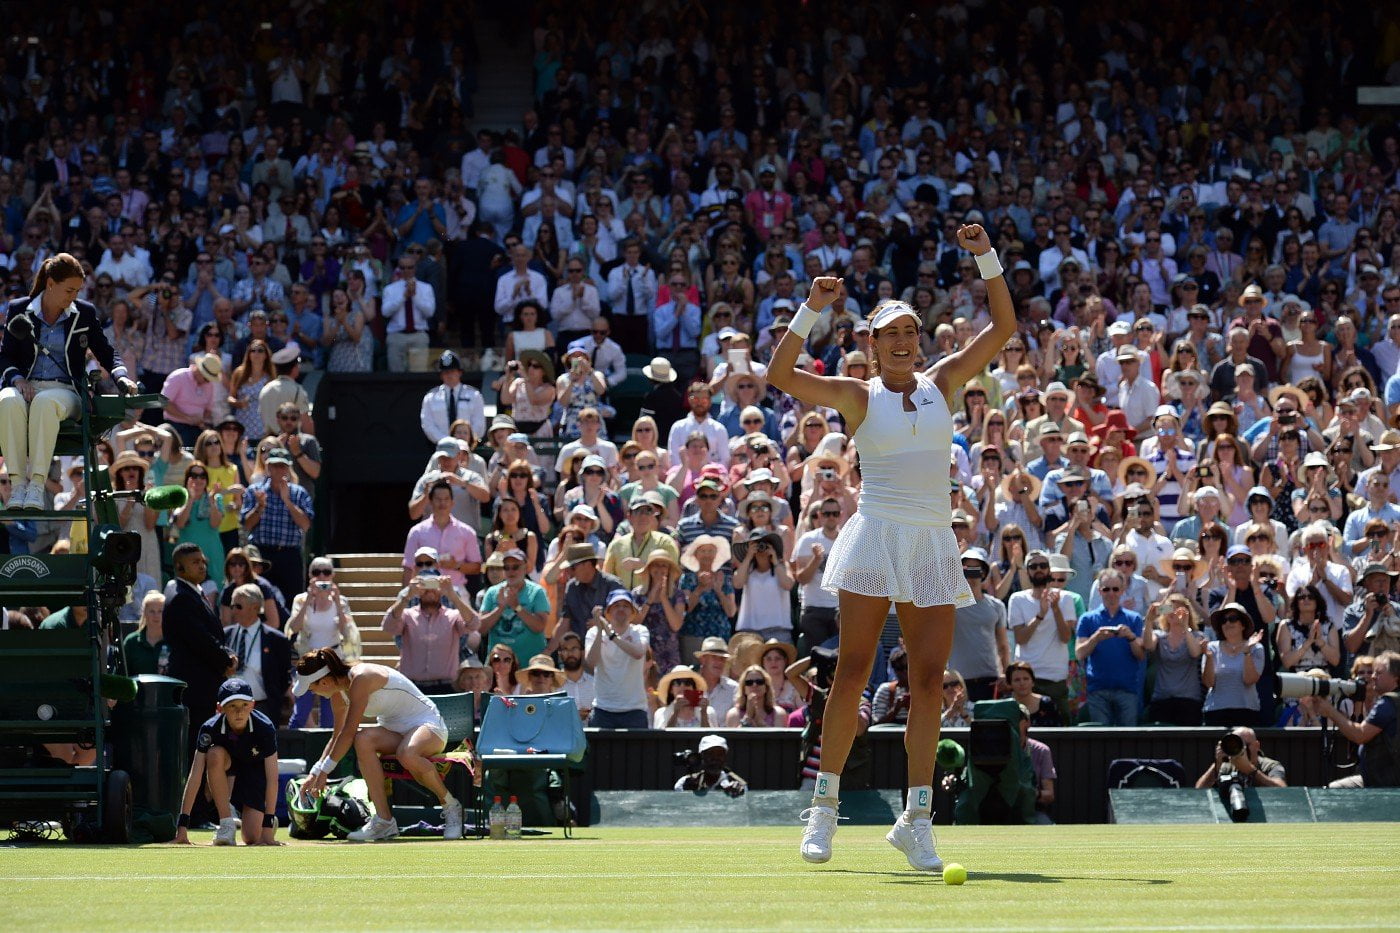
[814,771,840,804]
[906,785,933,818]
[443,793,458,807]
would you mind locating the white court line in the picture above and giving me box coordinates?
[4,865,1395,883]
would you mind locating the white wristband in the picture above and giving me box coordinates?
[788,303,820,339]
[314,756,338,776]
[975,251,1004,280]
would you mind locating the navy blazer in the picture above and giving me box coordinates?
[0,296,130,389]
[223,622,294,724]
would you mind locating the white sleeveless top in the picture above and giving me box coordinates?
[853,372,954,527]
[349,665,446,734]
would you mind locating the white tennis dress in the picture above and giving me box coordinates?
[351,666,449,741]
[821,371,974,608]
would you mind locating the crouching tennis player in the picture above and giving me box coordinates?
[294,647,463,841]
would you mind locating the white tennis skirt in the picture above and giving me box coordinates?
[821,512,974,609]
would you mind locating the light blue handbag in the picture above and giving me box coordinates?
[477,692,587,763]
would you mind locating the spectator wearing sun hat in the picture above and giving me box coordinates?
[162,353,223,446]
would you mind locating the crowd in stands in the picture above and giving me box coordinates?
[5,1,1400,800]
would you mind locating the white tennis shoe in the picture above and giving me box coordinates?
[799,805,838,863]
[348,815,399,842]
[886,813,943,871]
[443,800,464,840]
[211,817,239,846]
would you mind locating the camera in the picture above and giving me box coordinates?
[1277,671,1364,701]
[1219,731,1245,758]
[673,749,701,770]
[1278,412,1298,425]
[419,577,441,591]
[315,581,332,591]
[818,468,837,481]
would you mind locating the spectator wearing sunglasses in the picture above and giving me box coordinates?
[1074,570,1146,726]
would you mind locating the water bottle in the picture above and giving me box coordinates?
[489,796,506,840]
[157,644,170,675]
[505,796,522,839]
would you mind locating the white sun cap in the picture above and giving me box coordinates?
[869,302,921,332]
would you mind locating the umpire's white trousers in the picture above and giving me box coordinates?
[0,380,79,482]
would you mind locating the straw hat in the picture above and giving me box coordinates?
[514,654,565,689]
[517,349,555,381]
[801,432,850,477]
[681,534,733,571]
[1209,602,1256,638]
[728,631,766,672]
[1156,546,1209,581]
[999,470,1042,502]
[733,527,784,562]
[756,637,797,667]
[739,490,778,519]
[641,547,681,576]
[1268,385,1308,411]
[109,452,149,484]
[656,664,707,702]
[1117,456,1156,486]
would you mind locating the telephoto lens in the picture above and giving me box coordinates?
[1219,732,1245,758]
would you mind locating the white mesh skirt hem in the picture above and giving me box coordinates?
[820,512,975,609]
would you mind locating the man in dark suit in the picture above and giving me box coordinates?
[164,543,236,757]
[223,583,294,726]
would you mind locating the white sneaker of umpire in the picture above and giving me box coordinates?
[799,805,838,863]
[348,815,400,842]
[212,817,239,846]
[443,800,464,840]
[886,813,943,871]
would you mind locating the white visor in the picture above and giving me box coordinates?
[292,665,333,697]
[869,302,921,332]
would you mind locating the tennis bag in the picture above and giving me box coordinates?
[285,776,373,839]
[477,692,587,762]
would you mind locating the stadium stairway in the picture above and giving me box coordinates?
[329,553,405,667]
[471,18,534,133]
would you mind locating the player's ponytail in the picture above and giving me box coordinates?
[296,646,352,682]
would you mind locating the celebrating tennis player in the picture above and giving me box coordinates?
[768,223,1013,870]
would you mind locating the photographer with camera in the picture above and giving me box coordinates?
[674,735,748,798]
[1306,650,1400,788]
[1342,563,1400,658]
[381,567,479,695]
[1194,726,1288,790]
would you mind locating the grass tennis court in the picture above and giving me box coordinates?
[4,823,1393,930]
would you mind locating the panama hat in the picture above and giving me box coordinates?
[194,353,223,380]
[694,636,731,659]
[643,357,678,383]
[681,534,732,571]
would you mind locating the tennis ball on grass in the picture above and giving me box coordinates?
[943,862,967,885]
